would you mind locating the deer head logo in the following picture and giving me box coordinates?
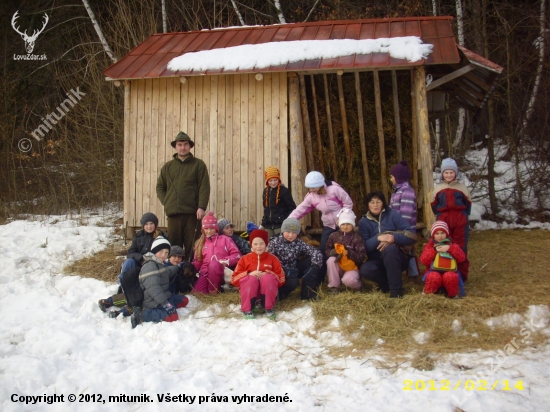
[11,11,49,54]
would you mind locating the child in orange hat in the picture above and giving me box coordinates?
[261,166,296,238]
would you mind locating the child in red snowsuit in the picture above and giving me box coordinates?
[420,221,466,298]
[231,230,285,320]
[431,158,471,279]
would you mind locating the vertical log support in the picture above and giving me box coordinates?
[391,70,403,161]
[289,73,308,229]
[123,80,131,239]
[323,74,337,180]
[354,72,371,194]
[410,71,419,193]
[413,67,435,228]
[310,75,325,174]
[336,71,353,177]
[373,69,389,198]
[298,74,315,171]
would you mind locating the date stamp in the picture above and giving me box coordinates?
[403,379,524,391]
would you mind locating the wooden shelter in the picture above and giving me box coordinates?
[104,16,502,233]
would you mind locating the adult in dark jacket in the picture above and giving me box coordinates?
[261,166,297,237]
[358,191,416,298]
[156,131,210,261]
[131,237,190,328]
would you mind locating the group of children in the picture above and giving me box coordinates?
[100,159,472,326]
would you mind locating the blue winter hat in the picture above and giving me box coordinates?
[441,158,459,179]
[246,221,259,234]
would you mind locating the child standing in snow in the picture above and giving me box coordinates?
[268,218,323,301]
[261,166,297,238]
[389,160,420,279]
[431,158,471,280]
[191,212,241,294]
[218,218,251,257]
[325,209,366,294]
[231,229,285,320]
[131,237,190,328]
[420,221,466,298]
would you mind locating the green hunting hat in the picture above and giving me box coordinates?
[171,131,195,148]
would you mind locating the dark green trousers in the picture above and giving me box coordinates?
[167,213,201,261]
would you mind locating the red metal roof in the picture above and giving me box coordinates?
[104,17,460,80]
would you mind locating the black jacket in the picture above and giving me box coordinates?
[127,229,168,265]
[261,185,297,230]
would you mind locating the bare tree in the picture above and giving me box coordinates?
[82,0,117,63]
[162,0,167,33]
[230,0,246,26]
[453,0,466,149]
[273,0,287,23]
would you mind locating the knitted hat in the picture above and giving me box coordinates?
[249,229,269,246]
[202,211,218,231]
[441,158,458,177]
[431,221,450,238]
[170,131,195,148]
[281,218,301,234]
[264,166,281,183]
[140,212,158,228]
[151,236,171,254]
[337,209,356,227]
[168,245,185,258]
[305,171,325,188]
[390,160,412,184]
[217,218,234,233]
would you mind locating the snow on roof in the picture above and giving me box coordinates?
[167,37,433,73]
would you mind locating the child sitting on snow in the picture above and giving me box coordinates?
[419,221,466,298]
[231,229,285,320]
[325,209,367,294]
[267,218,323,301]
[131,237,190,328]
[191,212,241,294]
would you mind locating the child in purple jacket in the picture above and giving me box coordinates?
[389,160,419,279]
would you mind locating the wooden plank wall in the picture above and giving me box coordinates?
[124,72,289,230]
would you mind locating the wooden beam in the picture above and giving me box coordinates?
[323,74,337,180]
[289,73,307,229]
[413,66,435,228]
[354,72,371,194]
[337,72,352,177]
[310,75,325,174]
[391,70,403,161]
[299,74,315,171]
[373,69,389,198]
[426,64,476,92]
[410,72,419,193]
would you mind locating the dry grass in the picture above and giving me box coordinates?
[67,229,550,355]
[64,244,126,282]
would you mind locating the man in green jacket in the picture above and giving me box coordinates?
[156,132,210,261]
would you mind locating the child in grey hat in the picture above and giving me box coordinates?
[267,218,323,300]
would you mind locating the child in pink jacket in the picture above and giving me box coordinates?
[191,211,241,294]
[288,171,353,255]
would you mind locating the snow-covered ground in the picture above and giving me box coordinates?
[1,211,549,412]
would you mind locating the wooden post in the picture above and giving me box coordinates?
[354,72,371,194]
[289,73,308,229]
[410,71,419,193]
[413,66,436,228]
[123,80,131,238]
[391,70,403,161]
[310,75,325,174]
[323,74,337,180]
[336,72,352,177]
[373,69,389,198]
[298,74,315,171]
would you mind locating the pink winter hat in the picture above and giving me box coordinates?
[202,211,219,231]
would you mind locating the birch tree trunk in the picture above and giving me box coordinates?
[453,0,466,149]
[230,0,245,26]
[82,0,117,64]
[519,0,546,138]
[274,0,287,24]
[162,0,167,33]
[432,0,441,161]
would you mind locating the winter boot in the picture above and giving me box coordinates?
[265,309,276,320]
[108,310,121,319]
[243,311,254,320]
[131,307,142,329]
[98,298,113,312]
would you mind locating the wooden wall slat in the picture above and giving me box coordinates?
[143,79,152,217]
[150,80,159,219]
[224,75,233,220]
[172,77,181,151]
[123,82,131,229]
[194,77,204,162]
[187,77,196,161]
[209,76,218,216]
[232,75,241,228]
[263,73,272,172]
[248,74,259,224]
[255,74,265,225]
[279,73,289,191]
[157,78,167,227]
[135,80,145,224]
[271,72,280,170]
[240,74,249,226]
[217,75,226,220]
